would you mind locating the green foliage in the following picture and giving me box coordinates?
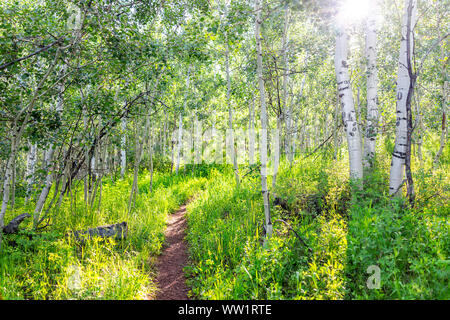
[346,168,449,299]
[0,169,208,299]
[186,158,348,300]
[185,154,449,300]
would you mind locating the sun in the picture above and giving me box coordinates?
[337,0,371,25]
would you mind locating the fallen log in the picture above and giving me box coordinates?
[70,222,128,243]
[2,213,31,234]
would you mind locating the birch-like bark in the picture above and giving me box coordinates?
[292,118,298,156]
[120,117,127,179]
[176,65,191,174]
[10,155,16,210]
[82,113,88,205]
[335,25,363,180]
[163,110,167,159]
[255,0,272,239]
[272,118,281,189]
[149,116,154,193]
[171,112,176,173]
[97,143,105,210]
[414,89,424,163]
[334,26,363,179]
[389,0,417,196]
[433,17,448,167]
[1,132,18,232]
[333,91,341,160]
[282,4,292,163]
[225,32,240,186]
[128,121,143,210]
[434,81,448,166]
[363,2,379,168]
[33,64,67,227]
[0,49,60,247]
[248,96,256,165]
[25,142,37,202]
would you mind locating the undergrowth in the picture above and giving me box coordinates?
[185,151,449,300]
[0,167,209,299]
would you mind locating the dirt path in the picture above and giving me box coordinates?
[154,202,190,300]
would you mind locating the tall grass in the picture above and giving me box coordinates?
[1,140,448,300]
[185,147,449,300]
[0,168,208,299]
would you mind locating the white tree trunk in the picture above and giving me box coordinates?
[389,0,417,195]
[163,110,167,159]
[433,17,448,167]
[25,142,38,202]
[149,117,154,193]
[0,133,18,240]
[335,26,363,180]
[176,65,191,174]
[248,96,256,165]
[292,118,298,156]
[225,34,240,186]
[128,121,143,210]
[363,2,379,168]
[0,49,61,245]
[120,117,127,178]
[33,64,67,227]
[333,91,341,160]
[33,146,57,226]
[281,4,292,163]
[255,0,272,239]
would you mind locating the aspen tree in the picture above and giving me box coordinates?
[389,0,417,196]
[335,21,363,180]
[255,0,272,239]
[363,0,379,168]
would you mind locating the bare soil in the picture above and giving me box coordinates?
[154,203,190,300]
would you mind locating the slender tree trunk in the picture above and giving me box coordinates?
[163,110,167,160]
[10,155,16,210]
[414,89,424,164]
[129,121,143,211]
[363,3,379,169]
[1,129,18,237]
[255,0,272,239]
[25,142,37,203]
[120,117,127,179]
[33,64,67,227]
[433,19,448,166]
[176,65,191,174]
[1,49,60,247]
[434,82,447,166]
[333,91,341,160]
[292,118,298,157]
[225,34,240,186]
[171,112,176,173]
[249,96,256,165]
[335,25,363,180]
[282,3,291,163]
[149,119,154,193]
[97,143,106,210]
[389,0,417,196]
[272,117,281,189]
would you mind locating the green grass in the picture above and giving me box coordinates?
[1,144,448,300]
[185,151,449,300]
[0,167,209,299]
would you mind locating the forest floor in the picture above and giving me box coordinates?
[153,202,190,300]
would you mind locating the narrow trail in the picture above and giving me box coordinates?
[154,202,190,300]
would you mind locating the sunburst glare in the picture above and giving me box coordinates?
[337,0,371,25]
